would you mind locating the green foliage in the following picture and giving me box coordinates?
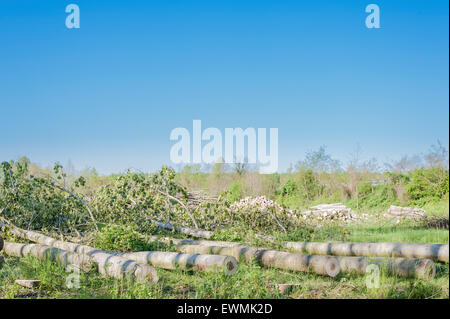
[224,181,243,203]
[277,170,321,208]
[91,166,189,233]
[406,167,449,204]
[297,169,321,200]
[348,184,399,210]
[0,160,91,234]
[386,172,410,185]
[280,179,297,197]
[93,224,155,252]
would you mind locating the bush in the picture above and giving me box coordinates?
[406,167,449,203]
[0,160,92,234]
[350,184,399,210]
[224,181,244,203]
[93,224,154,252]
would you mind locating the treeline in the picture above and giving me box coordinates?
[174,144,449,211]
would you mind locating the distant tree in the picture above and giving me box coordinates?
[425,140,449,168]
[297,146,341,173]
[233,162,247,176]
[347,144,379,209]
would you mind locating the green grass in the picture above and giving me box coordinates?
[345,223,449,244]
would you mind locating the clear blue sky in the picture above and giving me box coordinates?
[0,0,448,174]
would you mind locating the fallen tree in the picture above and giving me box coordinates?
[117,251,238,276]
[284,241,449,263]
[149,219,213,239]
[335,256,436,279]
[8,226,159,283]
[2,241,95,272]
[177,244,340,277]
[147,236,242,247]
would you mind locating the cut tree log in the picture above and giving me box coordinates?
[336,256,436,279]
[177,244,340,277]
[0,236,4,252]
[149,219,213,239]
[9,226,159,283]
[2,242,95,272]
[385,205,426,219]
[147,236,245,248]
[15,280,41,289]
[284,241,449,263]
[117,251,238,276]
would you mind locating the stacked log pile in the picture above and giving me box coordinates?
[230,196,284,212]
[384,205,426,219]
[294,203,368,223]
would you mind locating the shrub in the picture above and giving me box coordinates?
[225,181,244,203]
[93,224,153,252]
[406,167,449,203]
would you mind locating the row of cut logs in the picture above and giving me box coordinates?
[1,225,447,280]
[146,236,446,279]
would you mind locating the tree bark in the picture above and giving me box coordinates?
[149,220,213,239]
[117,251,238,276]
[2,241,95,272]
[10,227,159,283]
[0,236,4,252]
[385,205,426,219]
[284,241,449,263]
[336,256,436,279]
[177,244,340,277]
[147,236,243,247]
[15,280,42,289]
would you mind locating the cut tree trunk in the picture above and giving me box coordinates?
[9,227,159,283]
[147,236,244,248]
[2,242,95,272]
[177,244,340,277]
[15,280,41,289]
[0,236,3,252]
[385,205,426,219]
[336,256,436,279]
[284,242,449,263]
[149,220,213,239]
[117,251,238,276]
